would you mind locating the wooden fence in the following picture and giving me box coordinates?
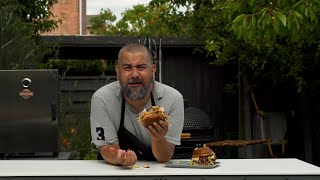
[59,76,117,114]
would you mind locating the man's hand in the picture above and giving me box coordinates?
[100,145,137,166]
[108,147,137,166]
[147,120,169,140]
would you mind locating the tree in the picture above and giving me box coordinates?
[218,0,320,92]
[116,4,171,36]
[88,8,117,35]
[0,0,59,69]
[150,0,320,93]
[89,3,189,36]
[18,0,60,35]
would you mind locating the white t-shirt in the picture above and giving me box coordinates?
[90,81,184,148]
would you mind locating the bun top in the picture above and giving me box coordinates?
[192,147,214,157]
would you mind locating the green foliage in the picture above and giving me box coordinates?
[117,4,174,36]
[88,9,118,35]
[18,0,60,35]
[59,105,97,160]
[151,0,320,93]
[0,3,35,68]
[0,0,60,69]
[83,144,98,160]
[89,3,189,36]
[44,59,116,76]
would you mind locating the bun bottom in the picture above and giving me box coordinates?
[142,119,161,128]
[141,114,165,128]
[189,155,216,165]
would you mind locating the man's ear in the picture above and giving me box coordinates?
[152,64,156,79]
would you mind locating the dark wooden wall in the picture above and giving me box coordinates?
[161,47,238,140]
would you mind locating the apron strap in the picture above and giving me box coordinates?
[151,92,155,106]
[120,96,126,127]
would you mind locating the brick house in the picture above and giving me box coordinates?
[43,0,87,35]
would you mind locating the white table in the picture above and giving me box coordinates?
[0,158,319,180]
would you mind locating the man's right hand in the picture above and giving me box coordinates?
[108,146,137,166]
[100,145,137,166]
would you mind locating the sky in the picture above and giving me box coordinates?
[87,0,151,20]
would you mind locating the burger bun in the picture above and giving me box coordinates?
[138,106,170,128]
[192,147,214,158]
[141,113,166,128]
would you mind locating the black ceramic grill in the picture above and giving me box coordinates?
[172,103,215,159]
[184,107,214,130]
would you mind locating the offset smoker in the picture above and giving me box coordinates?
[0,69,59,157]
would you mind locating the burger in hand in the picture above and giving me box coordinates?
[138,106,170,128]
[189,147,217,165]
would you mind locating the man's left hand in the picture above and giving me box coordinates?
[147,120,168,140]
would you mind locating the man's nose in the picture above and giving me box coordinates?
[130,67,140,78]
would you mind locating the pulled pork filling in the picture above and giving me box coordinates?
[189,155,216,165]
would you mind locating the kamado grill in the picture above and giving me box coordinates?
[173,101,215,159]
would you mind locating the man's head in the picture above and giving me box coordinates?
[116,43,156,101]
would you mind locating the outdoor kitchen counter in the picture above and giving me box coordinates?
[0,158,320,180]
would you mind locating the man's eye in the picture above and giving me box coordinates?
[137,66,147,70]
[124,67,131,71]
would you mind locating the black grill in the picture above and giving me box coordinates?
[184,107,214,130]
[172,102,215,159]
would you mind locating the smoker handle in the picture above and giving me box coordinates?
[52,102,57,121]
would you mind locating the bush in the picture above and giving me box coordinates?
[44,59,116,76]
[59,100,97,160]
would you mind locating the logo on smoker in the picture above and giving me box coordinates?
[19,78,34,99]
[19,89,34,99]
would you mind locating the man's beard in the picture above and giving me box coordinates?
[122,78,152,101]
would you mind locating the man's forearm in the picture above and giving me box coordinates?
[100,145,120,165]
[151,138,175,163]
